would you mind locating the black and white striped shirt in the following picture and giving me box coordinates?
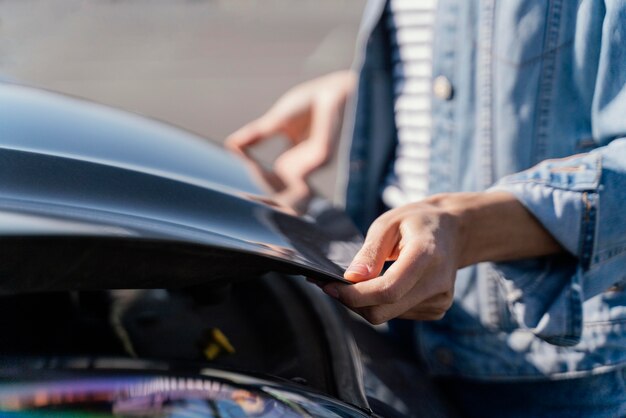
[381,0,438,208]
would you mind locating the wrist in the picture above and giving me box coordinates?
[424,191,563,268]
[422,192,481,268]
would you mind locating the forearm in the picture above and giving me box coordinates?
[424,191,564,269]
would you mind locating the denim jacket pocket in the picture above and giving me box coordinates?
[492,255,582,346]
[490,258,556,330]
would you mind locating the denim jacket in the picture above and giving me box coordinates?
[338,0,626,380]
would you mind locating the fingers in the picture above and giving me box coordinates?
[343,219,400,282]
[351,291,453,325]
[323,230,454,324]
[316,199,462,325]
[272,93,344,182]
[273,140,329,183]
[225,115,282,155]
[309,92,344,149]
[391,291,453,321]
[331,240,433,308]
[273,182,313,214]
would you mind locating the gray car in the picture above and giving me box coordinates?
[0,82,451,417]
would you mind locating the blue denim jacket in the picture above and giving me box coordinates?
[338,0,626,379]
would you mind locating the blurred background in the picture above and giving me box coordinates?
[0,0,366,198]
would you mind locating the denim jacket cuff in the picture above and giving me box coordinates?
[488,151,601,262]
[485,152,602,346]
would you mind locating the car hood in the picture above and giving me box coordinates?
[0,83,362,292]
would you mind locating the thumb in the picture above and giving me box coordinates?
[344,220,397,282]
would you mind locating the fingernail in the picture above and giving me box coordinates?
[323,285,339,299]
[346,263,370,277]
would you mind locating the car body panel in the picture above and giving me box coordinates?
[0,83,362,290]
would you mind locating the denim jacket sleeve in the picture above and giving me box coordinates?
[489,3,626,347]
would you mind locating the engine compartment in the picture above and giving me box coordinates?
[0,273,456,417]
[0,274,361,402]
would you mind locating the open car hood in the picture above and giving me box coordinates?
[0,83,362,292]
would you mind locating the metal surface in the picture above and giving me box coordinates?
[0,83,362,291]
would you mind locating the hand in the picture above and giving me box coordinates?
[322,192,563,324]
[225,71,356,191]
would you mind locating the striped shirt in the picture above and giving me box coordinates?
[381,0,438,208]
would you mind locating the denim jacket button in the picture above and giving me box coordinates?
[433,75,453,100]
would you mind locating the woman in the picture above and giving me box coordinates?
[227,1,626,416]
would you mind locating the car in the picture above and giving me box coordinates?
[0,82,452,417]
